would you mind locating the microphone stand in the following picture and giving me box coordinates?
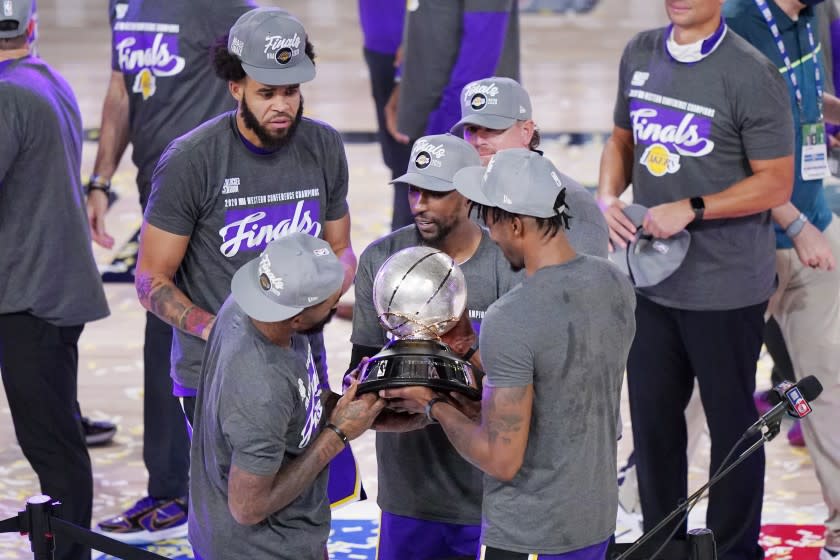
[612,420,782,560]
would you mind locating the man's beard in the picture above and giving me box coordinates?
[241,94,304,150]
[413,216,456,248]
[299,307,337,336]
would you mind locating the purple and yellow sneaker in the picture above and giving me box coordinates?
[96,496,188,544]
[787,419,806,448]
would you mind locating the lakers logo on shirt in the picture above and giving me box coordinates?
[471,93,487,110]
[415,152,432,169]
[275,47,292,65]
[114,21,186,101]
[132,68,156,101]
[640,143,681,177]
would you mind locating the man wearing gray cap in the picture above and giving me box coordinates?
[453,76,609,259]
[348,133,522,560]
[0,1,110,559]
[189,233,384,560]
[382,149,636,559]
[136,8,355,422]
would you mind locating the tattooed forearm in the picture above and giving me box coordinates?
[230,431,344,524]
[436,384,533,481]
[136,273,215,339]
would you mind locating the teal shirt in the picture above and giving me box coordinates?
[724,0,833,248]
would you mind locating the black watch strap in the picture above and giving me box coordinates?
[85,175,112,195]
[690,196,705,222]
[461,343,479,362]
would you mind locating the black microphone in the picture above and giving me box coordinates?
[747,375,823,436]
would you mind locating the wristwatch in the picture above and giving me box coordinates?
[689,196,705,222]
[425,396,448,423]
[461,342,479,362]
[785,213,808,239]
[85,174,112,196]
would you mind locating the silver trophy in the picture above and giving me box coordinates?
[357,246,481,400]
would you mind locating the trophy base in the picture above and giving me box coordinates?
[357,339,481,400]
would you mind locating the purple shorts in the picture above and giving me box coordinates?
[377,511,481,560]
[478,539,610,560]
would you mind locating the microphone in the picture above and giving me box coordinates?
[747,375,823,436]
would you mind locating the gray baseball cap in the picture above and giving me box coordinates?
[228,8,315,86]
[608,204,691,288]
[391,134,482,192]
[451,77,533,135]
[0,0,32,39]
[231,232,344,322]
[564,186,610,259]
[453,148,569,219]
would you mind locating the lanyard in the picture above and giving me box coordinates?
[753,0,823,119]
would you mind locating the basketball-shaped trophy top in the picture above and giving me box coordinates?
[372,246,467,340]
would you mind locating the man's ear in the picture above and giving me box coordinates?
[520,119,536,145]
[288,311,306,331]
[229,79,244,102]
[511,215,526,238]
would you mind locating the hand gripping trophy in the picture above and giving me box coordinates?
[356,246,481,399]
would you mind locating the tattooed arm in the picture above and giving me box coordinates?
[135,221,216,340]
[228,381,385,525]
[380,384,534,481]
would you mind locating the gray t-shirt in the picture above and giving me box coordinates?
[145,112,349,390]
[479,256,636,554]
[613,28,793,310]
[109,0,256,205]
[562,180,609,259]
[189,298,329,560]
[0,56,109,327]
[351,226,523,524]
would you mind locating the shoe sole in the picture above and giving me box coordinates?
[85,431,117,446]
[94,522,188,545]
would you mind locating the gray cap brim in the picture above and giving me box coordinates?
[631,230,691,288]
[453,166,495,207]
[621,203,648,228]
[231,259,302,322]
[240,57,316,86]
[390,172,455,192]
[450,114,518,135]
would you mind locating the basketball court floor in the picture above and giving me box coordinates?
[0,1,831,558]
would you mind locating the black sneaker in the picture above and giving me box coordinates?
[81,416,117,446]
[96,497,188,544]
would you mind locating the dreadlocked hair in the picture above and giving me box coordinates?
[469,199,571,239]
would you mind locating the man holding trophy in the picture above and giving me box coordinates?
[380,149,637,559]
[349,133,522,560]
